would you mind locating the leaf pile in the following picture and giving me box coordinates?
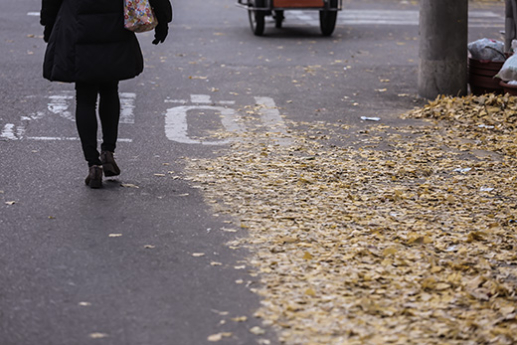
[402,93,517,156]
[186,98,517,344]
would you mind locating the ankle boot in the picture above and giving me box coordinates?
[85,165,103,188]
[100,151,121,177]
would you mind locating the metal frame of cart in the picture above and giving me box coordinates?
[236,0,343,36]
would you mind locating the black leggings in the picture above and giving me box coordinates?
[75,82,120,167]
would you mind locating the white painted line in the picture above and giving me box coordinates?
[120,92,136,124]
[191,94,212,104]
[1,124,17,140]
[470,24,504,28]
[16,122,26,139]
[341,20,418,25]
[48,94,74,121]
[254,97,288,135]
[26,136,80,141]
[25,136,132,142]
[290,9,504,27]
[218,101,236,105]
[469,11,501,18]
[165,105,244,145]
[254,97,292,145]
[468,11,503,28]
[165,98,236,105]
[295,13,313,21]
[340,10,418,19]
[5,91,136,142]
[164,99,188,104]
[291,9,420,26]
[27,12,39,16]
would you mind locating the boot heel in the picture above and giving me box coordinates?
[101,151,121,177]
[85,165,103,189]
[103,163,118,177]
[88,179,102,189]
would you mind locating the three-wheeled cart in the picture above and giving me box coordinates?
[236,0,342,36]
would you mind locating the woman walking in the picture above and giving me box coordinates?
[40,0,173,188]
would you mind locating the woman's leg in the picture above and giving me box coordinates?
[98,81,120,153]
[75,82,101,167]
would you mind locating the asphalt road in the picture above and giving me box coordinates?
[0,0,505,344]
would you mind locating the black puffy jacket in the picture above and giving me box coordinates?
[41,0,172,83]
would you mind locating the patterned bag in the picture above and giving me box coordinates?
[124,0,158,33]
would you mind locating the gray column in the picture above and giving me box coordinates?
[418,0,468,99]
[505,0,517,53]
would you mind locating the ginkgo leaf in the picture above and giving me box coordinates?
[207,332,232,342]
[231,316,247,322]
[121,183,139,188]
[89,333,108,339]
[249,327,266,335]
[305,288,317,296]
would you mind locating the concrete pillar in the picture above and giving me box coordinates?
[418,0,468,99]
[505,0,517,53]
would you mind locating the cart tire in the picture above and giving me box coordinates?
[319,0,338,36]
[274,10,284,29]
[249,0,266,36]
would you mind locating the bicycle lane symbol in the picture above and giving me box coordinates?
[164,94,291,146]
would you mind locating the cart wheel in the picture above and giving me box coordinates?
[274,10,284,29]
[319,0,338,36]
[248,0,266,36]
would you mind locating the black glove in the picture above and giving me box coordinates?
[43,24,53,43]
[152,23,168,45]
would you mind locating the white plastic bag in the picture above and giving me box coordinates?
[496,55,517,81]
[468,39,505,62]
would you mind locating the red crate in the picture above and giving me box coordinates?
[274,0,324,8]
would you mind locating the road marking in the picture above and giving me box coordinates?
[288,9,504,28]
[338,10,419,26]
[1,91,136,141]
[255,97,289,134]
[24,137,132,142]
[165,105,244,145]
[4,93,291,146]
[120,92,136,124]
[164,95,291,145]
[165,99,188,104]
[29,8,504,27]
[24,136,80,141]
[48,92,74,121]
[165,98,235,106]
[219,100,236,105]
[255,97,292,146]
[1,124,17,140]
[191,94,213,104]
